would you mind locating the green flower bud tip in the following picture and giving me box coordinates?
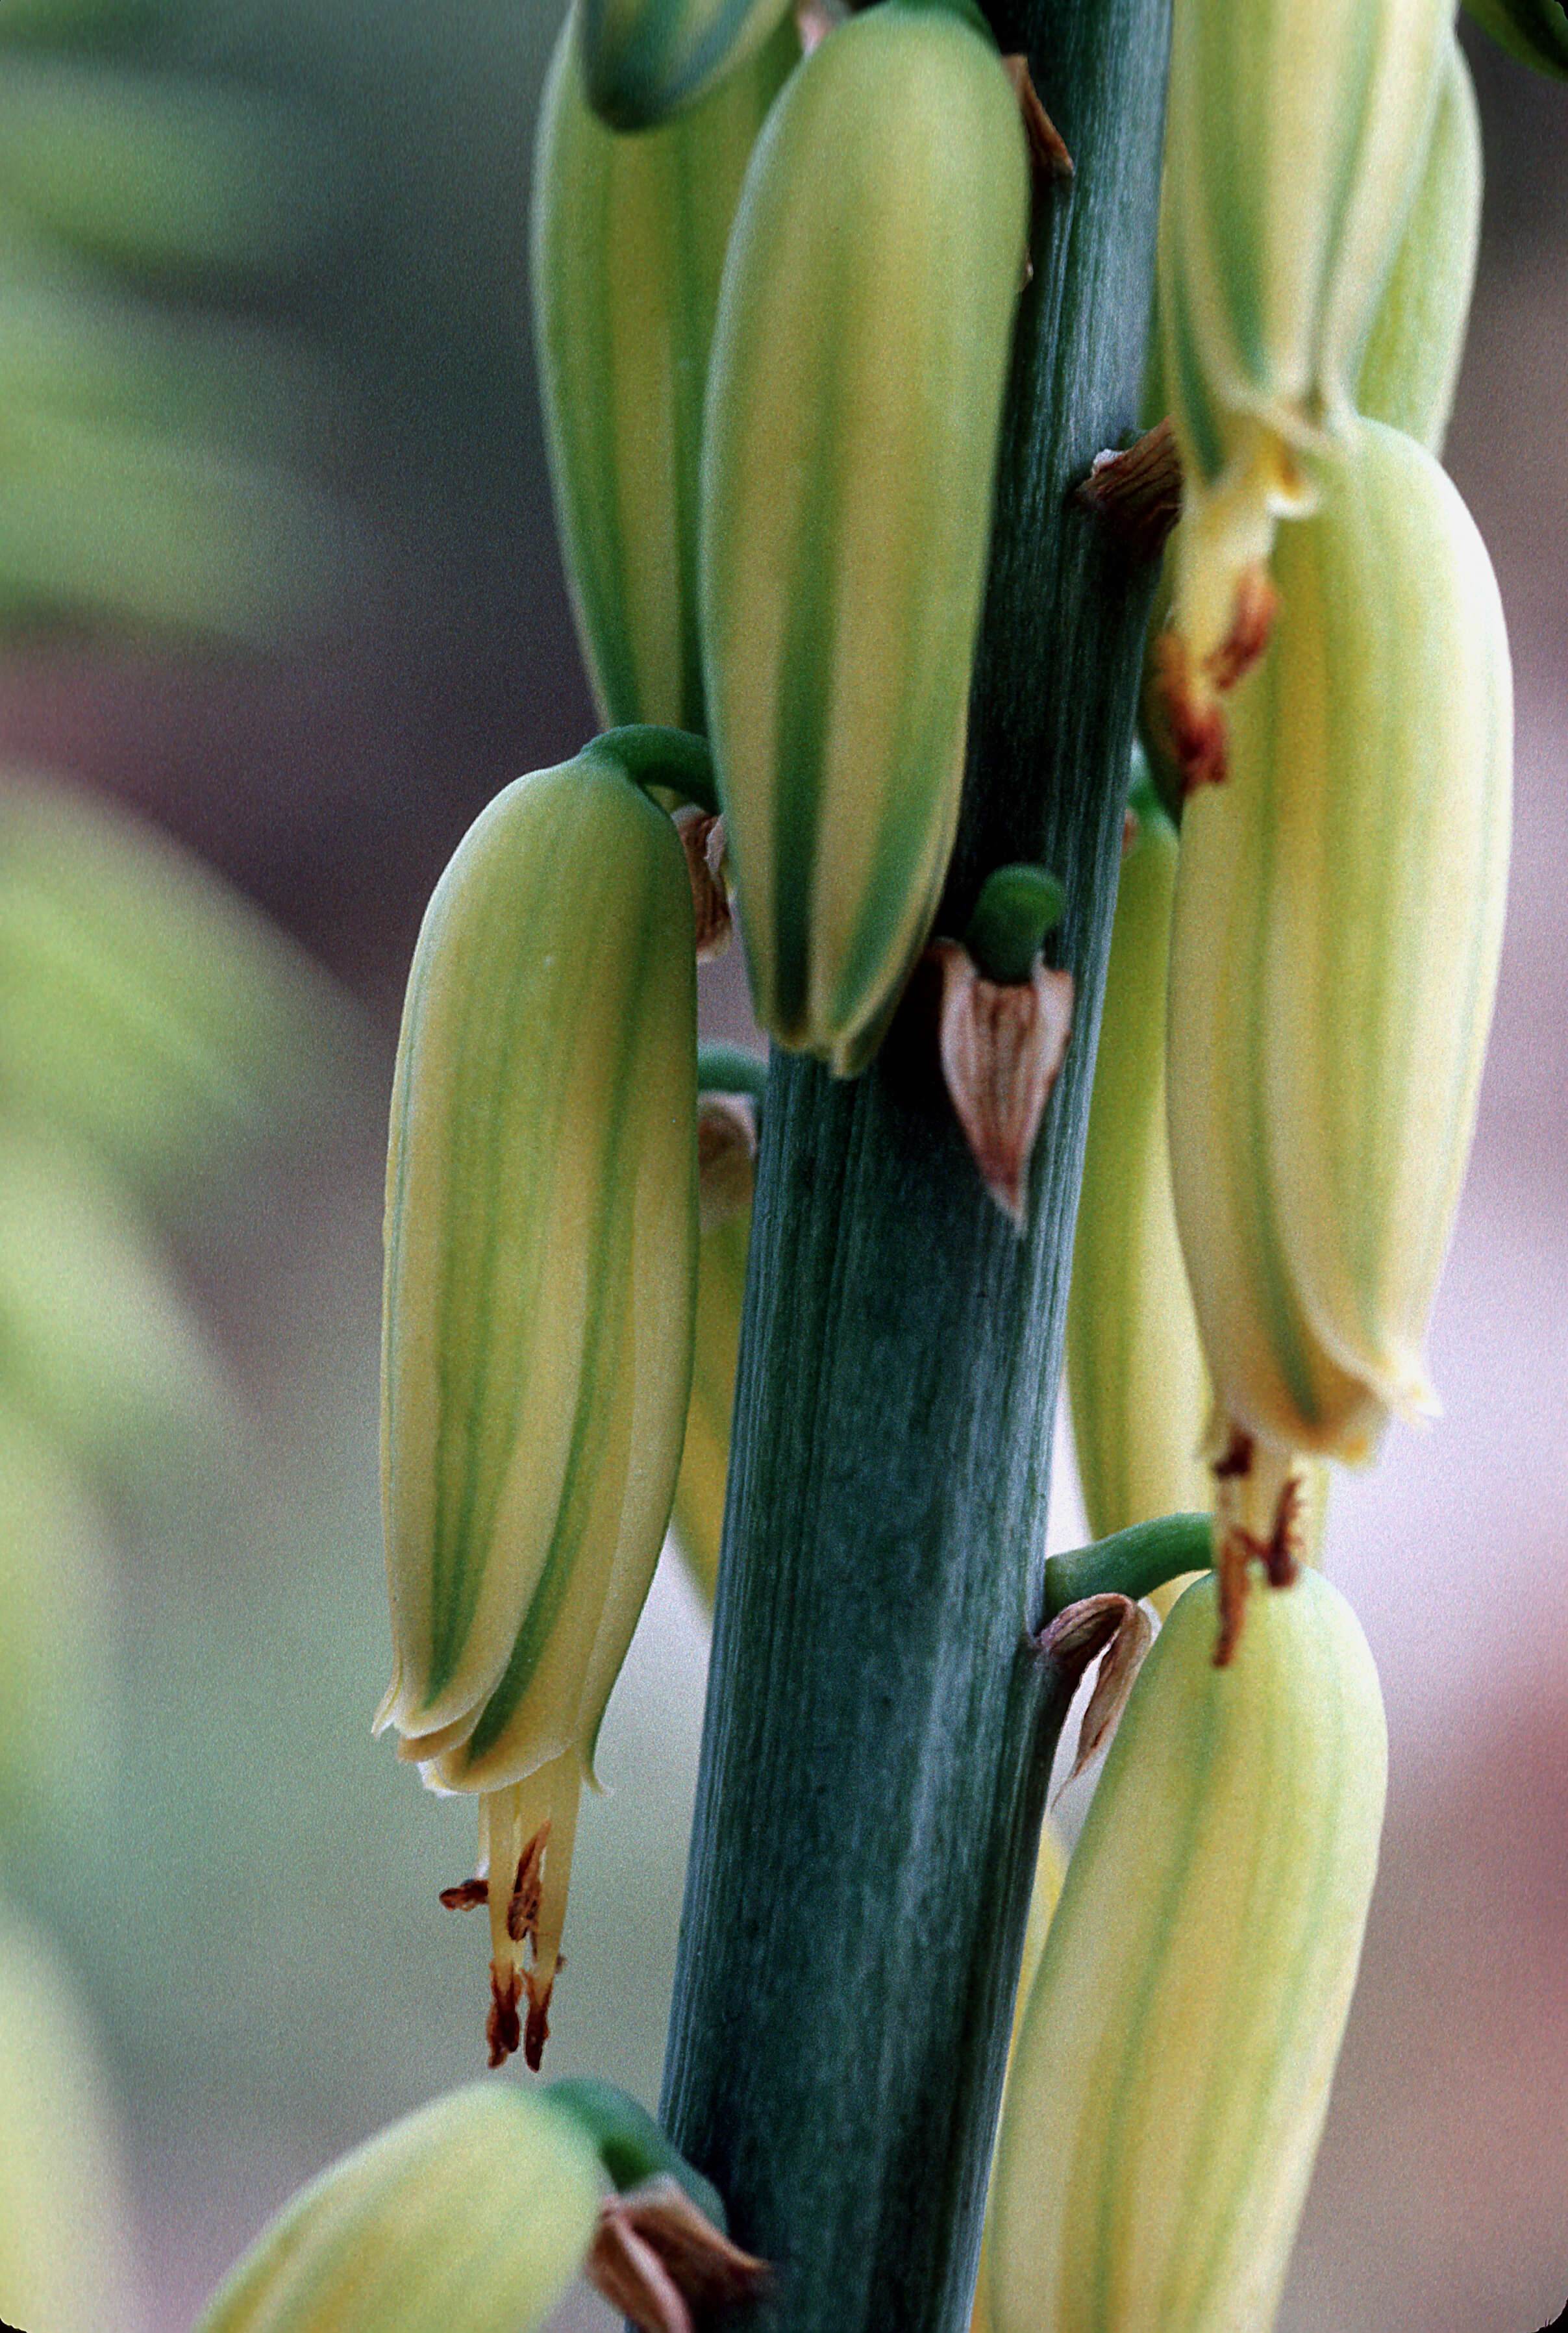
[990,1566,1387,2333]
[378,745,698,2067]
[1166,420,1511,1487]
[193,2083,606,2333]
[701,0,1028,1076]
[1462,0,1568,77]
[532,14,800,732]
[577,0,797,130]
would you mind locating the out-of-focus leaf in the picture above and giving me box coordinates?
[0,770,354,1191]
[0,1907,147,2333]
[0,1122,226,1466]
[0,6,358,643]
[0,1399,115,1833]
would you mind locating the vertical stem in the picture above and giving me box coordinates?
[659,5,1169,2328]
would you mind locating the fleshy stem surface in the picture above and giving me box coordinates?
[658,5,1170,2329]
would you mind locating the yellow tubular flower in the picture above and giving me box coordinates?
[989,1567,1386,2333]
[377,745,697,2065]
[1167,420,1511,1469]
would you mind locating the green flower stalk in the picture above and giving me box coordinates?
[531,10,799,735]
[377,743,698,2067]
[1166,420,1511,1480]
[193,2084,605,2333]
[700,0,1028,1075]
[575,0,796,130]
[988,1567,1386,2333]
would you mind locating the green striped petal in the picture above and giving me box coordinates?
[193,2084,604,2333]
[531,10,799,734]
[701,0,1027,1077]
[1166,419,1512,1462]
[1158,0,1451,486]
[1354,34,1482,455]
[989,1567,1386,2333]
[575,0,795,129]
[378,751,697,1788]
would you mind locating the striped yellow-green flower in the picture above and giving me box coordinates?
[1158,0,1450,486]
[1354,35,1482,456]
[377,742,697,2058]
[969,1819,1065,2333]
[531,10,799,734]
[1156,0,1450,703]
[193,2083,605,2333]
[1166,419,1511,1464]
[574,0,795,129]
[989,1566,1386,2333]
[1067,777,1212,1559]
[701,0,1027,1077]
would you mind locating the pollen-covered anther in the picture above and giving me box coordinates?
[671,807,732,960]
[438,1877,490,1910]
[932,940,1073,1229]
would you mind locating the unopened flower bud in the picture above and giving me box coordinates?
[701,0,1028,1075]
[193,2084,605,2333]
[532,12,798,731]
[1166,420,1512,1466]
[989,1567,1386,2333]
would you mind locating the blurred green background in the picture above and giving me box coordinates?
[0,5,1564,2330]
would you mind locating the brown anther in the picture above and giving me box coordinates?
[1078,419,1183,566]
[931,940,1073,1229]
[1212,1424,1254,1480]
[506,1822,549,1946]
[672,806,732,961]
[1203,562,1278,692]
[1002,56,1075,182]
[1154,630,1229,792]
[486,1961,521,2069]
[522,1966,556,2074]
[438,1877,489,1910]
